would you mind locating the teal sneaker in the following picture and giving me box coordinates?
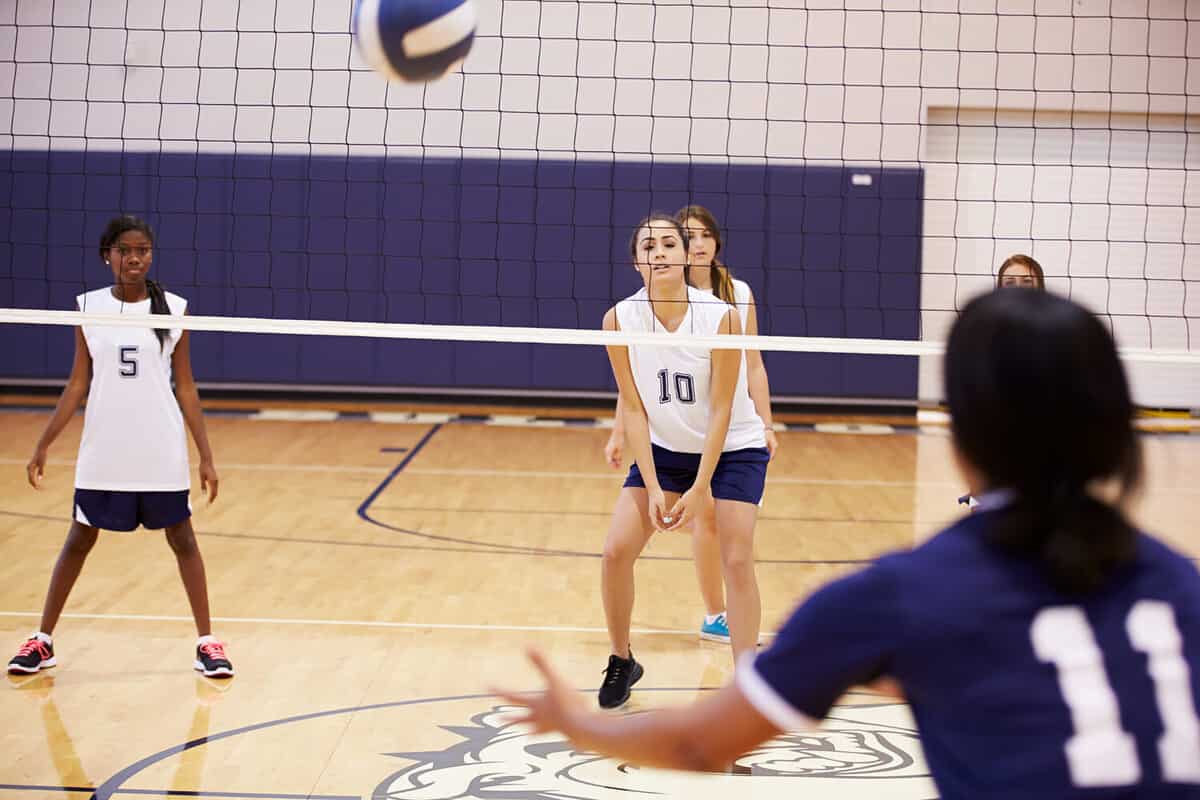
[700,612,731,644]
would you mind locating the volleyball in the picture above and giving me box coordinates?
[352,0,477,83]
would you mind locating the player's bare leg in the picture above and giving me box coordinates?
[165,519,212,637]
[38,522,100,635]
[600,487,663,658]
[715,499,761,661]
[691,511,726,616]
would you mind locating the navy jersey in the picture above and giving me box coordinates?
[738,509,1200,799]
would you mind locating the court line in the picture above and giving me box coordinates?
[0,786,90,794]
[0,457,938,485]
[6,458,1198,493]
[353,425,641,560]
[0,610,722,637]
[400,467,943,487]
[89,686,903,800]
[0,787,355,800]
[368,503,915,525]
[0,457,391,475]
[399,467,1200,495]
[119,791,358,800]
[0,509,878,565]
[355,423,444,517]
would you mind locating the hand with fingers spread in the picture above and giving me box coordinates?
[200,460,219,504]
[662,485,713,532]
[493,649,586,737]
[27,447,48,489]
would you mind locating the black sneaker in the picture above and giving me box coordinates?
[8,636,56,674]
[598,651,643,709]
[194,638,234,678]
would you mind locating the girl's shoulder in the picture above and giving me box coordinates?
[162,289,188,315]
[731,278,753,304]
[613,287,649,326]
[620,286,648,303]
[76,287,110,308]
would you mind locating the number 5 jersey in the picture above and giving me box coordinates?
[74,287,191,492]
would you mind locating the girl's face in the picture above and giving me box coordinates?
[634,220,688,289]
[683,216,717,267]
[106,229,154,286]
[999,263,1039,288]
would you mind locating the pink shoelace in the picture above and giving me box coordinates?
[199,640,227,660]
[15,638,49,659]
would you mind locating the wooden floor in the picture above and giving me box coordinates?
[1,407,1197,799]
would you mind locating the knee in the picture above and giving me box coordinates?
[602,537,639,570]
[63,524,98,556]
[721,549,756,581]
[692,515,718,538]
[164,524,198,557]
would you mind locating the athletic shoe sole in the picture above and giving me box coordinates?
[7,656,56,674]
[699,631,732,644]
[193,660,235,678]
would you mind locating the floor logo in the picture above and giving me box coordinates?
[373,702,934,799]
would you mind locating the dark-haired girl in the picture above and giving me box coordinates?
[8,215,233,678]
[605,205,775,652]
[596,215,768,709]
[500,288,1200,798]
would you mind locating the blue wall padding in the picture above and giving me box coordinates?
[0,150,921,398]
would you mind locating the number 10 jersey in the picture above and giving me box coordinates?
[615,285,765,455]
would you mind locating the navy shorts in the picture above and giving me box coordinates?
[623,444,769,505]
[73,489,191,532]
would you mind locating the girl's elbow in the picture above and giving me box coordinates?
[174,379,199,397]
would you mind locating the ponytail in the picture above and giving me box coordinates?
[988,482,1138,595]
[145,279,171,352]
[710,264,737,305]
[673,206,738,305]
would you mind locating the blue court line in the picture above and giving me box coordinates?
[119,791,357,800]
[0,788,355,800]
[90,693,484,800]
[0,786,91,794]
[354,424,443,521]
[91,688,774,800]
[352,424,602,559]
[379,447,409,453]
[351,438,882,561]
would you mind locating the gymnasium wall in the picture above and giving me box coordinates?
[0,150,923,396]
[1,0,1196,404]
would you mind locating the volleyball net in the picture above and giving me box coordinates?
[1,1,1197,405]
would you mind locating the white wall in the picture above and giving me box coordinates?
[2,0,1197,403]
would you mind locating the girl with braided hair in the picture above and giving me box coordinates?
[8,215,233,678]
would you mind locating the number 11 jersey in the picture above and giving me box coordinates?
[738,508,1200,799]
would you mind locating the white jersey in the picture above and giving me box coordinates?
[615,285,765,453]
[731,278,753,328]
[74,287,191,491]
